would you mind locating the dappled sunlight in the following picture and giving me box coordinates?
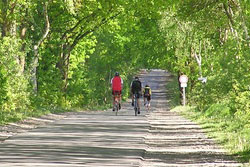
[0,69,245,167]
[141,70,244,167]
[0,111,148,166]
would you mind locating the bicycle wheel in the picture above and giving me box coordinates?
[146,100,150,112]
[134,98,137,116]
[115,101,119,116]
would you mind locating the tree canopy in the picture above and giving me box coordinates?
[1,0,250,161]
[0,0,250,131]
[0,0,168,117]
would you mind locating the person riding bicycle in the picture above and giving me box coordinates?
[130,76,142,114]
[143,84,152,107]
[111,72,123,111]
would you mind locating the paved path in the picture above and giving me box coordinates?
[0,70,245,167]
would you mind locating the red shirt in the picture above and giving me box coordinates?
[111,76,123,91]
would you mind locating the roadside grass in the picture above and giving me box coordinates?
[0,96,117,126]
[0,107,72,125]
[166,74,180,108]
[180,107,250,163]
[0,103,114,125]
[166,75,250,164]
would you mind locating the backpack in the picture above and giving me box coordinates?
[132,80,141,91]
[144,87,150,96]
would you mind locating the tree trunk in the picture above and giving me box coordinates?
[31,46,39,92]
[1,0,9,37]
[30,2,50,93]
[57,44,71,93]
[19,26,27,73]
[235,0,250,46]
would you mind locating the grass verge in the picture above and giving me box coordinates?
[0,107,73,125]
[166,73,250,164]
[180,107,250,164]
[166,74,180,108]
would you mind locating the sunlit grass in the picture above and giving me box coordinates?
[166,76,250,164]
[0,107,72,125]
[180,107,250,163]
[166,75,180,108]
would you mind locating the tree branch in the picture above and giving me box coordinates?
[36,2,50,49]
[223,2,240,40]
[69,11,121,53]
[223,3,234,26]
[9,0,18,15]
[61,11,99,40]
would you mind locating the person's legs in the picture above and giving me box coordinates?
[137,93,141,114]
[112,91,116,111]
[138,97,140,107]
[148,96,151,106]
[112,96,115,111]
[131,91,135,106]
[118,92,121,109]
[119,91,122,103]
[146,96,151,111]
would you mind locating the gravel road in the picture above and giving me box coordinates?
[0,69,245,167]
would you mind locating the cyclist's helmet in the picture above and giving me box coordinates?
[145,84,149,87]
[115,72,119,76]
[135,76,139,80]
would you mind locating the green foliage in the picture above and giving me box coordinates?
[160,1,250,162]
[0,37,30,124]
[1,2,250,164]
[52,4,168,108]
[159,0,250,117]
[204,103,231,117]
[166,74,181,108]
[231,89,250,121]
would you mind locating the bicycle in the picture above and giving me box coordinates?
[134,93,140,116]
[145,98,150,112]
[113,92,121,116]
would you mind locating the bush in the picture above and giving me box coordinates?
[204,103,231,117]
[0,37,31,124]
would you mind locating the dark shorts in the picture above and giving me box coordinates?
[144,95,151,101]
[112,90,122,95]
[133,90,142,98]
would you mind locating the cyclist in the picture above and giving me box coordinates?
[143,84,152,107]
[130,76,142,114]
[111,72,123,111]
